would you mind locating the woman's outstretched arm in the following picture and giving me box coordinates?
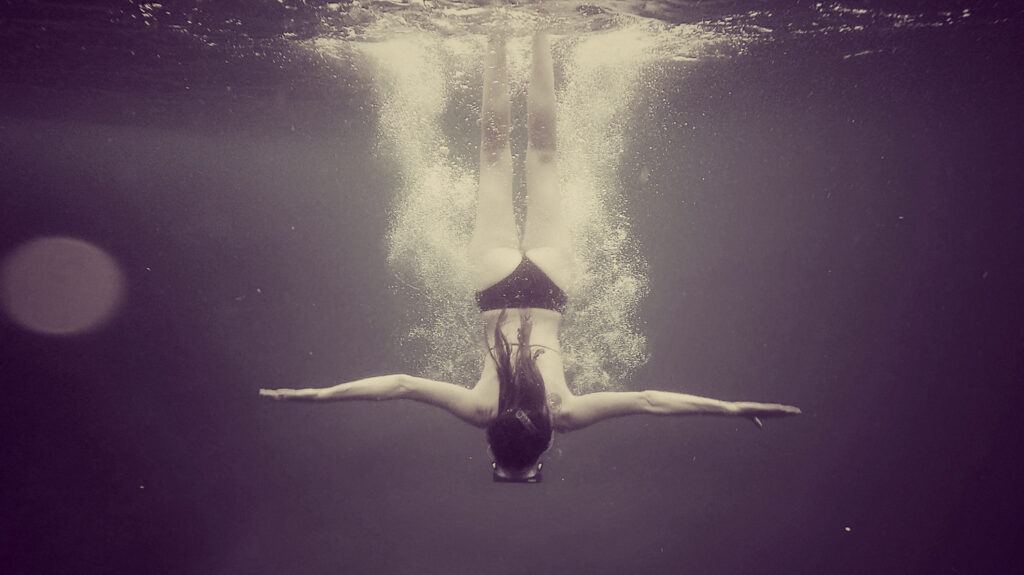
[557,390,800,432]
[259,375,493,428]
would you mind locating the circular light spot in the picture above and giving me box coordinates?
[1,236,125,335]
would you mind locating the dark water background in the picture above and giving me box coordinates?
[2,1,1023,574]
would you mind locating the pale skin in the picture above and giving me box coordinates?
[260,32,799,435]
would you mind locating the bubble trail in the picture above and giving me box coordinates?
[360,31,651,391]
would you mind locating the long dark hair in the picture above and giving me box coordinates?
[486,309,553,471]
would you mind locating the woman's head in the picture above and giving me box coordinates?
[487,407,552,472]
[486,310,553,474]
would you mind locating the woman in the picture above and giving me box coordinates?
[259,32,800,483]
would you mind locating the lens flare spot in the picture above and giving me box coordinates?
[1,236,125,335]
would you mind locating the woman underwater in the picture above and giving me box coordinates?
[259,32,801,483]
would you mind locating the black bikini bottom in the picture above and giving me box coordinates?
[475,257,567,313]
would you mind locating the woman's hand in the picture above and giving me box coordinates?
[259,388,317,401]
[730,402,802,428]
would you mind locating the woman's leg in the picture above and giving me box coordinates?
[522,32,574,290]
[469,34,522,291]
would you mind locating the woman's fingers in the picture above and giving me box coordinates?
[259,389,291,400]
[737,402,802,418]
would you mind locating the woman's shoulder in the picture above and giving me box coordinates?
[467,370,500,425]
[548,391,579,432]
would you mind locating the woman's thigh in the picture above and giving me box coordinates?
[521,151,575,291]
[469,154,521,291]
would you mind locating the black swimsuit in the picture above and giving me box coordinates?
[475,257,568,313]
